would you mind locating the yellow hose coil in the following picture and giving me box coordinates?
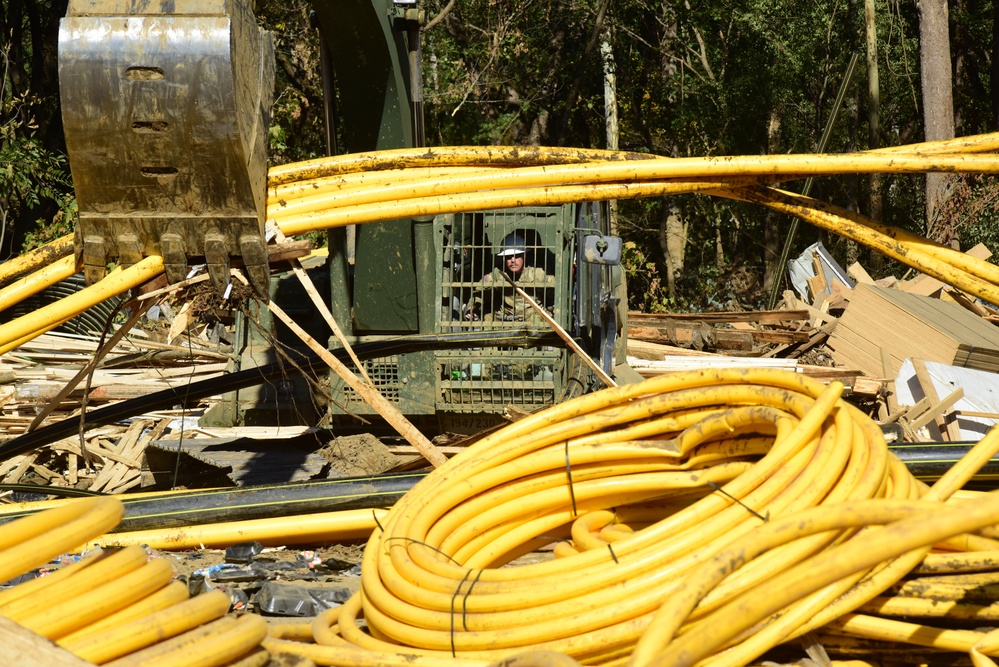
[244,372,860,663]
[255,370,999,667]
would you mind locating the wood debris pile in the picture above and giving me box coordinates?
[0,326,231,495]
[627,241,999,444]
[4,240,999,497]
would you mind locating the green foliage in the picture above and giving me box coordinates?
[255,0,328,165]
[1,58,75,253]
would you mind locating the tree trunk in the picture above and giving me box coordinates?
[659,203,686,300]
[916,0,956,239]
[865,0,885,274]
[601,26,620,236]
[762,110,782,293]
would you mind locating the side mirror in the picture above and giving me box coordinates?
[582,235,622,265]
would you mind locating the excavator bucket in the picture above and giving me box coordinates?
[58,0,275,297]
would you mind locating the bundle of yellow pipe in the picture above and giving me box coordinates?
[2,134,999,353]
[0,496,268,666]
[260,368,999,667]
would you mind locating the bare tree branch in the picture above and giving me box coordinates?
[424,0,457,33]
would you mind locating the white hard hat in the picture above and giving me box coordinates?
[497,233,526,256]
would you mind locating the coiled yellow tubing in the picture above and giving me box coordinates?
[0,496,266,666]
[263,368,999,667]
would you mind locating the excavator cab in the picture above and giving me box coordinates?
[56,0,628,433]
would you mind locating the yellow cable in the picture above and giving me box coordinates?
[56,579,190,645]
[0,254,77,313]
[0,256,163,354]
[101,615,239,667]
[0,546,105,608]
[83,507,387,550]
[0,545,149,622]
[106,614,267,667]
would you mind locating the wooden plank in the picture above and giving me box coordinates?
[631,324,803,349]
[908,386,965,434]
[911,358,962,441]
[847,262,875,285]
[782,331,829,360]
[941,288,990,318]
[806,274,828,305]
[626,339,716,360]
[883,396,931,424]
[0,616,96,667]
[876,286,999,350]
[826,283,999,377]
[628,310,810,324]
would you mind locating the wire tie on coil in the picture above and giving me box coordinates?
[372,509,384,532]
[383,537,461,564]
[707,481,769,522]
[608,544,619,563]
[451,569,474,657]
[462,569,484,631]
[565,441,578,517]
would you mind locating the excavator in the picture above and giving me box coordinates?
[56,0,631,433]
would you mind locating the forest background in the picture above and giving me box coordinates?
[2,0,998,312]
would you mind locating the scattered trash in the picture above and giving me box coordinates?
[226,541,265,564]
[253,580,352,617]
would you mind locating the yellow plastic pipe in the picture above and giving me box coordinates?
[0,256,163,353]
[0,234,75,288]
[60,589,231,664]
[0,496,123,583]
[267,136,999,185]
[82,507,387,550]
[0,253,78,313]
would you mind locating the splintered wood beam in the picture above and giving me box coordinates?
[628,310,810,324]
[235,270,448,468]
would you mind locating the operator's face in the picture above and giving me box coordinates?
[506,254,525,274]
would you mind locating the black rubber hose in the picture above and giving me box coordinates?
[889,442,999,485]
[0,330,563,463]
[0,471,427,532]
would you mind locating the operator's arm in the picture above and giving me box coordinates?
[466,271,496,320]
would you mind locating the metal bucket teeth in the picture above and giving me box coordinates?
[59,0,275,299]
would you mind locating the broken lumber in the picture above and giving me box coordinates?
[826,283,999,379]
